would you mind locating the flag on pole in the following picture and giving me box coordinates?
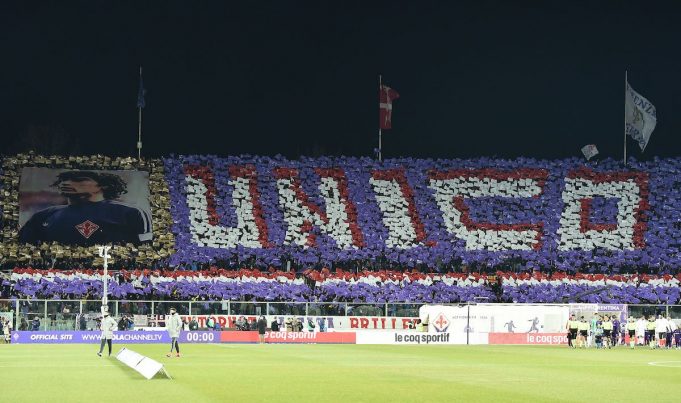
[137,73,146,109]
[379,84,399,129]
[625,80,656,151]
[581,144,599,160]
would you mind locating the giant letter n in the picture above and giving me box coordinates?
[274,167,363,249]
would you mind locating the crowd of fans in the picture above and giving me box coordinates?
[1,155,681,325]
[2,265,681,305]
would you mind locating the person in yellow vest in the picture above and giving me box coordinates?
[601,316,613,349]
[566,314,579,348]
[646,315,657,349]
[626,317,637,349]
[577,317,589,348]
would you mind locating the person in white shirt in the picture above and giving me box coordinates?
[166,308,183,358]
[97,312,117,357]
[2,318,12,343]
[635,316,646,345]
[665,315,676,349]
[655,315,668,348]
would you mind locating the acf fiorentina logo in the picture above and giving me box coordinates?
[433,312,450,333]
[76,220,99,239]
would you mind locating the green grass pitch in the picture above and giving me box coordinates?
[1,344,680,402]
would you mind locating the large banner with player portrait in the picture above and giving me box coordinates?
[18,167,152,246]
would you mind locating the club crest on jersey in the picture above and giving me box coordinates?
[76,220,99,238]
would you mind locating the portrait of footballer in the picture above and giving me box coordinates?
[18,169,153,246]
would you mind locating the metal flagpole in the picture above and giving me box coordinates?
[624,71,627,166]
[98,245,112,315]
[137,66,143,161]
[378,74,383,162]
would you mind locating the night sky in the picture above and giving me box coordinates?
[1,1,680,160]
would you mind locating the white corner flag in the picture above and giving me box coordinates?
[625,80,657,151]
[581,144,599,161]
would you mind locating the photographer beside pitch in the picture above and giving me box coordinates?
[166,308,182,358]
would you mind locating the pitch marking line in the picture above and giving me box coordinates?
[648,361,681,368]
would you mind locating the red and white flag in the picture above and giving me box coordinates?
[379,84,399,129]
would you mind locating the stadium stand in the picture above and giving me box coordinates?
[2,153,681,304]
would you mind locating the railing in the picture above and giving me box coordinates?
[0,299,425,331]
[1,299,680,331]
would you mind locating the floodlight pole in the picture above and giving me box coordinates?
[98,245,112,315]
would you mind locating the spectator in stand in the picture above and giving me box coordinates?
[235,316,248,331]
[31,316,41,331]
[270,318,280,332]
[117,315,128,331]
[257,316,267,344]
[189,318,199,331]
